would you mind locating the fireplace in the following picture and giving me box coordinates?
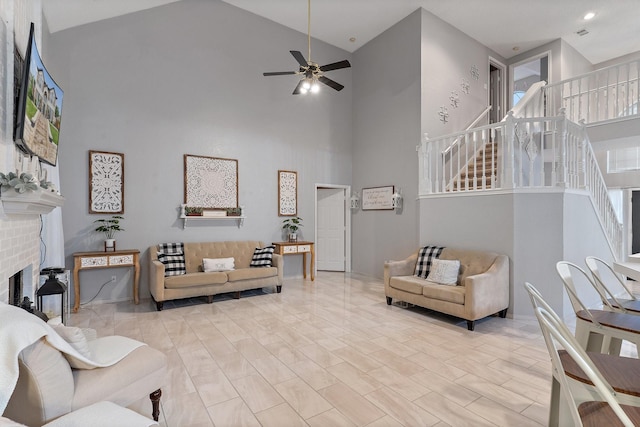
[8,270,23,306]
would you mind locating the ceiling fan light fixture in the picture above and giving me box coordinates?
[310,82,320,93]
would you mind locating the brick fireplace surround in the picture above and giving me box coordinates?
[0,216,41,305]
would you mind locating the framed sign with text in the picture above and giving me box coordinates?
[361,186,394,210]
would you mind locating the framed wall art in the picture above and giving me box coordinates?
[184,154,238,209]
[362,186,394,210]
[89,150,124,214]
[278,170,297,216]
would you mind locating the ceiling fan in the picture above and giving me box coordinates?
[262,0,351,95]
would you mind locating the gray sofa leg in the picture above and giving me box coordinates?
[207,295,214,304]
[150,389,162,421]
[234,291,241,299]
[499,308,508,318]
[386,297,392,305]
[467,320,475,331]
[155,301,163,311]
[276,285,282,293]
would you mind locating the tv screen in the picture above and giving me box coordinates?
[14,23,63,166]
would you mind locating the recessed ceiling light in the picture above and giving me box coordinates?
[349,37,356,43]
[584,12,596,20]
[512,46,520,51]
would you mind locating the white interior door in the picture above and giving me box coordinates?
[317,188,345,271]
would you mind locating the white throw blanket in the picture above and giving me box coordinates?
[0,302,145,413]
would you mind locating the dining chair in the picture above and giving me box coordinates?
[585,256,640,314]
[534,304,640,426]
[556,261,640,355]
[525,282,640,426]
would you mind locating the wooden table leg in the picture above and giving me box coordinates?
[302,252,307,279]
[133,253,140,304]
[310,245,315,281]
[73,258,81,313]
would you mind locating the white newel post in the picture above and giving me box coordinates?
[418,134,432,195]
[557,108,568,188]
[503,112,515,189]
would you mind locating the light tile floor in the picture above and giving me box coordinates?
[69,272,554,426]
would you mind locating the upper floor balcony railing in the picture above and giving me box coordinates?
[543,58,639,125]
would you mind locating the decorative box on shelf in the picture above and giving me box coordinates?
[0,188,64,215]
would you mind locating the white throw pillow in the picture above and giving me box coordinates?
[51,324,92,358]
[203,257,235,272]
[426,259,460,285]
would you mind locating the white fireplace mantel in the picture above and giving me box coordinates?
[0,189,65,215]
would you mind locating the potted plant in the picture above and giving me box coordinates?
[94,215,124,251]
[282,216,303,242]
[184,206,203,216]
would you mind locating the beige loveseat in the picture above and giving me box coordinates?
[149,241,283,311]
[384,247,509,330]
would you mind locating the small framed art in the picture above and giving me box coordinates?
[278,170,297,216]
[89,150,124,214]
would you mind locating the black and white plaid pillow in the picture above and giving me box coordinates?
[157,252,186,276]
[250,245,275,267]
[414,246,444,279]
[158,242,184,255]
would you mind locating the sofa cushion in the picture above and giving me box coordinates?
[389,276,425,295]
[250,246,275,267]
[184,241,264,272]
[414,246,444,279]
[164,271,227,289]
[422,282,465,304]
[227,267,277,282]
[203,257,235,272]
[426,259,460,285]
[440,248,499,285]
[157,252,186,276]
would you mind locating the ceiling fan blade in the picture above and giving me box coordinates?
[292,79,305,95]
[290,50,308,67]
[319,60,351,72]
[263,71,297,76]
[318,76,344,91]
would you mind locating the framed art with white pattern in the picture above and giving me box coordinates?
[278,170,297,216]
[89,150,124,214]
[184,154,238,209]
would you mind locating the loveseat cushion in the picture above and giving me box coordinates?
[164,271,227,289]
[389,276,425,295]
[439,248,499,285]
[421,282,465,304]
[227,267,277,282]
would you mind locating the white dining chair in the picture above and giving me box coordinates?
[556,261,640,356]
[585,256,640,315]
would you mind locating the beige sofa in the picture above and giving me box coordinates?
[149,241,283,311]
[384,247,509,330]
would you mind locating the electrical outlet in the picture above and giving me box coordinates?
[111,275,116,282]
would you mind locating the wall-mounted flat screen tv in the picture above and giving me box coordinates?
[14,23,63,166]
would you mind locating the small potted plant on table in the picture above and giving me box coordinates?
[94,215,124,251]
[282,216,303,242]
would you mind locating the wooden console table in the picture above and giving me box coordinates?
[72,249,140,312]
[272,241,315,281]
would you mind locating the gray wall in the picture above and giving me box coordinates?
[351,10,422,276]
[48,0,353,304]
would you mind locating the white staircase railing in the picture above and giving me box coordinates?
[419,110,623,259]
[543,58,640,124]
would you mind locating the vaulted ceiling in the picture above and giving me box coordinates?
[43,0,640,65]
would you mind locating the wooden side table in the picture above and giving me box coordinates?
[272,241,315,281]
[72,249,140,312]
